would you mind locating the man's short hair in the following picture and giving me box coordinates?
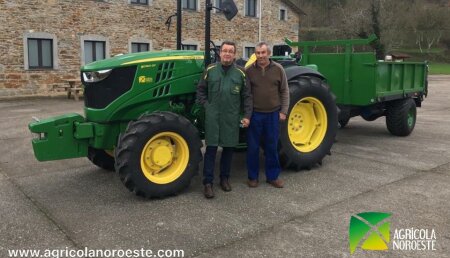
[256,41,272,54]
[220,41,236,53]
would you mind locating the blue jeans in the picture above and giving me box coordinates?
[246,111,281,181]
[203,146,234,185]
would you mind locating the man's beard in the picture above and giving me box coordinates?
[222,59,233,65]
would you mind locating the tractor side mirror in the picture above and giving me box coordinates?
[221,0,238,21]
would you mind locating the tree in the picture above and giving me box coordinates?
[408,2,450,52]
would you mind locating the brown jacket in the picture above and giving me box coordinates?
[245,60,289,115]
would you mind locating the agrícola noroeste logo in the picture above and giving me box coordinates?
[349,212,437,254]
[349,212,391,254]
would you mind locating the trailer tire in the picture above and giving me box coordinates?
[279,76,338,170]
[115,112,202,198]
[87,147,115,171]
[386,98,416,136]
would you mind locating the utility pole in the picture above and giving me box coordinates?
[177,0,182,50]
[205,0,212,66]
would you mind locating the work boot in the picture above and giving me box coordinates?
[267,179,284,188]
[247,179,259,188]
[204,184,214,198]
[220,178,232,192]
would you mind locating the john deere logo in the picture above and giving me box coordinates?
[138,76,152,83]
[349,212,391,254]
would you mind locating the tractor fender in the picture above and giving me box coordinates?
[283,65,325,81]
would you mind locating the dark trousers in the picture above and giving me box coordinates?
[246,111,281,181]
[203,146,234,185]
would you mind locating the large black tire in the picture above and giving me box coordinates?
[87,147,115,171]
[115,112,202,198]
[386,98,416,136]
[279,76,338,170]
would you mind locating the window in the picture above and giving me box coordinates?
[244,46,255,59]
[81,35,109,65]
[215,0,223,13]
[130,0,148,5]
[27,38,53,69]
[129,38,152,53]
[245,0,257,17]
[84,41,105,64]
[131,43,149,53]
[128,0,152,5]
[182,44,198,50]
[280,8,287,21]
[24,32,58,70]
[182,0,197,10]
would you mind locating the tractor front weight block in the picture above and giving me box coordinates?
[29,113,93,161]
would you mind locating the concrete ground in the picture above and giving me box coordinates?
[0,76,449,258]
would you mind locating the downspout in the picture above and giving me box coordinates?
[258,0,262,42]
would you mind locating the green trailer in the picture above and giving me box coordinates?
[284,35,428,135]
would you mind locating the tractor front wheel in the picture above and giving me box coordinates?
[115,112,202,198]
[87,147,115,171]
[279,76,338,170]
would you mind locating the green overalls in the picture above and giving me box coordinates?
[204,63,246,147]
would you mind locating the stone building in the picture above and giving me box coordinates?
[0,0,302,97]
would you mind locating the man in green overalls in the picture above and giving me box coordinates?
[196,41,252,198]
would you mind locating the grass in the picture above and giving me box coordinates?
[428,63,450,75]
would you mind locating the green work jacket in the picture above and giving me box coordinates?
[197,63,247,147]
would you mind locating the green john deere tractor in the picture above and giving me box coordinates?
[29,1,427,198]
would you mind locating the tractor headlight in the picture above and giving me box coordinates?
[82,69,112,83]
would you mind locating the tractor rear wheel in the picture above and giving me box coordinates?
[386,98,416,136]
[87,147,115,171]
[115,112,202,198]
[279,76,338,170]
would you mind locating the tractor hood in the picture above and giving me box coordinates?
[81,50,205,71]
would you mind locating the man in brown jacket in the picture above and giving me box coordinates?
[245,42,289,188]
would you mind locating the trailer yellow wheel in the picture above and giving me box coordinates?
[288,97,327,153]
[140,132,189,184]
[115,112,202,198]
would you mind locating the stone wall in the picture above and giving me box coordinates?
[0,0,299,97]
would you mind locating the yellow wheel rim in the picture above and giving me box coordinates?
[140,132,189,184]
[288,97,327,153]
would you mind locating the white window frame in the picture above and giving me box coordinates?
[128,0,153,6]
[23,32,58,70]
[80,35,110,66]
[214,0,223,13]
[243,44,256,60]
[279,6,287,21]
[182,0,200,12]
[182,40,200,50]
[213,41,223,52]
[129,38,152,53]
[244,0,259,18]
